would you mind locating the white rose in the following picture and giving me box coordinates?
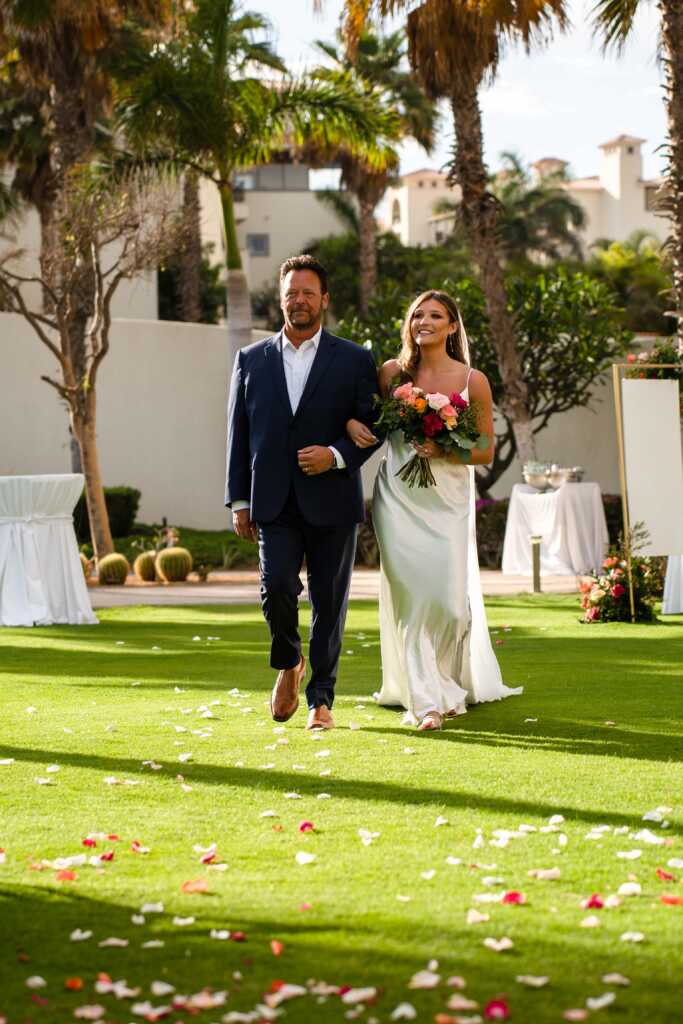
[426,392,450,411]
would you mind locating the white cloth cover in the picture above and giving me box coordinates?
[502,482,608,576]
[662,555,683,615]
[0,474,98,627]
[372,395,522,723]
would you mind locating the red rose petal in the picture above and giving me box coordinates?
[270,940,284,956]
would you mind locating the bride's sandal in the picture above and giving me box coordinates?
[445,703,467,718]
[417,711,443,731]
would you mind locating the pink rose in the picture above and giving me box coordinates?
[423,412,445,436]
[450,393,468,410]
[393,383,415,402]
[611,583,625,598]
[426,392,450,411]
[585,606,600,622]
[439,404,457,421]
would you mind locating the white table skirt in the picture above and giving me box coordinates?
[502,482,609,576]
[662,555,683,615]
[0,474,98,627]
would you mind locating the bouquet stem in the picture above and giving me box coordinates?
[396,454,436,488]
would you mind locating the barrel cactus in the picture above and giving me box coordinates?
[134,550,157,582]
[156,546,193,583]
[98,553,130,585]
[79,552,91,580]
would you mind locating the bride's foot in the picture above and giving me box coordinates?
[445,702,467,718]
[417,711,443,731]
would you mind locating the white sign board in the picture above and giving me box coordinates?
[621,379,683,556]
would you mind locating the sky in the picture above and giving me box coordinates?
[254,0,666,182]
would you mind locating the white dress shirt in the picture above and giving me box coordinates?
[232,328,345,513]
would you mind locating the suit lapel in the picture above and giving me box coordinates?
[295,330,337,417]
[264,333,293,417]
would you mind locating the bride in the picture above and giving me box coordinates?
[347,289,522,731]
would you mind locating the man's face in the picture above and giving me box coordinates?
[281,269,329,333]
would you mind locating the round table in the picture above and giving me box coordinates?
[0,474,98,626]
[501,481,609,577]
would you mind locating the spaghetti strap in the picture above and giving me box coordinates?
[466,367,473,387]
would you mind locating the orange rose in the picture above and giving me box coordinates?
[414,398,427,413]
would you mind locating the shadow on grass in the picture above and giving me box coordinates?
[0,742,679,836]
[0,883,680,1024]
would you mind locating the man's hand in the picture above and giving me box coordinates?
[233,508,257,542]
[298,445,335,476]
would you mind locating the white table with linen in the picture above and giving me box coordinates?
[502,481,609,576]
[662,555,683,614]
[0,474,97,627]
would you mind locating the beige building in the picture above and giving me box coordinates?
[386,135,667,254]
[199,163,350,295]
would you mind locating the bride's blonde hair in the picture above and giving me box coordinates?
[397,290,466,379]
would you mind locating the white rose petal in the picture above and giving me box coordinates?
[408,969,440,989]
[586,993,616,1011]
[390,1004,417,1021]
[616,850,642,860]
[517,975,549,988]
[602,974,630,986]
[617,882,641,897]
[295,851,316,865]
[26,976,47,989]
[620,931,645,943]
[483,936,513,952]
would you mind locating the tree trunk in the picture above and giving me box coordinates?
[219,179,253,362]
[71,397,113,560]
[659,0,683,353]
[449,81,536,464]
[358,196,377,317]
[177,170,203,322]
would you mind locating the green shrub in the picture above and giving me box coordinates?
[475,498,510,569]
[134,551,157,582]
[156,546,193,582]
[98,553,130,585]
[75,487,141,541]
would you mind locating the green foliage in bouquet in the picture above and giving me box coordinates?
[156,546,193,583]
[580,525,659,624]
[97,553,130,586]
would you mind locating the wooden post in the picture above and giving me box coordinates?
[531,535,542,594]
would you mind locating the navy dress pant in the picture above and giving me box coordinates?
[257,489,357,710]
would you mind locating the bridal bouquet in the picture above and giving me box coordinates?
[375,380,489,487]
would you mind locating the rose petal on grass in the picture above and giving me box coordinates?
[661,893,683,905]
[484,997,510,1020]
[73,1006,107,1020]
[435,816,449,827]
[299,821,315,833]
[563,1010,588,1021]
[528,867,560,880]
[56,869,77,882]
[620,931,645,943]
[172,916,195,926]
[516,975,549,988]
[270,940,284,956]
[70,929,92,942]
[409,969,440,989]
[295,851,316,865]
[180,878,208,893]
[667,858,683,869]
[632,829,665,846]
[617,882,641,897]
[581,915,601,928]
[581,894,604,909]
[141,902,164,913]
[602,974,630,986]
[26,977,47,989]
[284,792,301,799]
[502,891,526,905]
[448,994,480,1010]
[483,937,513,952]
[616,850,642,860]
[467,909,490,925]
[390,1003,417,1020]
[342,987,377,1005]
[586,993,616,1011]
[98,937,128,947]
[151,981,175,996]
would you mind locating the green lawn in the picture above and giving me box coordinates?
[0,596,681,1023]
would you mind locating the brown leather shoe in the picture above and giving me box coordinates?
[270,657,306,722]
[306,705,334,731]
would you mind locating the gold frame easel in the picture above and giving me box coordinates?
[612,362,681,623]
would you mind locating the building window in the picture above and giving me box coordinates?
[645,186,659,212]
[247,233,270,257]
[432,180,438,188]
[418,180,424,188]
[391,199,401,225]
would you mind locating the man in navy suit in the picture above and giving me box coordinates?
[225,254,380,730]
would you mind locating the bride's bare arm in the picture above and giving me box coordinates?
[379,359,401,397]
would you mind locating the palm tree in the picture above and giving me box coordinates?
[0,1,170,556]
[592,1,683,350]
[312,28,438,314]
[116,0,395,359]
[336,0,570,463]
[434,151,586,263]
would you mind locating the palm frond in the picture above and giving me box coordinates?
[591,0,643,52]
[315,188,360,233]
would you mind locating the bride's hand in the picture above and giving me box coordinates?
[346,418,378,448]
[413,439,440,458]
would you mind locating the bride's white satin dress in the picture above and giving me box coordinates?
[373,387,523,723]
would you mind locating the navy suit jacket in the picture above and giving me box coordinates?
[225,329,380,526]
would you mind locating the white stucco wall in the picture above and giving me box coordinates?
[1,311,627,530]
